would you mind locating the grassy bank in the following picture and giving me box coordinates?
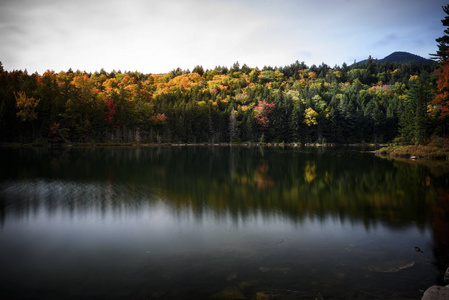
[376,145,449,160]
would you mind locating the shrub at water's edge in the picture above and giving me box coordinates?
[376,137,449,159]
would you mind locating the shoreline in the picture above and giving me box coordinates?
[0,141,389,148]
[376,145,449,160]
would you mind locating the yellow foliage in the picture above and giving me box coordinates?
[427,104,439,118]
[15,91,40,122]
[209,100,218,108]
[390,69,399,76]
[304,107,318,126]
[324,107,330,119]
[304,161,317,183]
[409,75,419,82]
[286,90,299,102]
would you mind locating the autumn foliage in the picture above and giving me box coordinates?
[433,51,449,118]
[104,99,119,129]
[14,91,40,122]
[253,100,275,130]
[0,57,443,144]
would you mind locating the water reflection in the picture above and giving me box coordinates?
[0,146,448,299]
[2,147,445,226]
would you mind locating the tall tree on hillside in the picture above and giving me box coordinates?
[433,4,449,60]
[400,74,432,144]
[434,53,449,119]
[229,106,237,143]
[433,4,449,136]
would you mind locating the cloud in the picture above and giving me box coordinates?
[0,0,446,73]
[373,34,400,48]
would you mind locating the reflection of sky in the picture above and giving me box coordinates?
[1,179,433,251]
[0,179,437,299]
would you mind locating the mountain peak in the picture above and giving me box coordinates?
[357,52,434,65]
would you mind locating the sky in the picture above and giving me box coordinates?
[0,0,447,74]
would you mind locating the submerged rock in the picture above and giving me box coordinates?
[227,272,237,281]
[212,286,246,300]
[366,260,415,273]
[259,266,270,273]
[256,291,276,300]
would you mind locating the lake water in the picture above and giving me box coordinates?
[0,146,448,299]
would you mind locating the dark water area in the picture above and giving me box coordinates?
[0,146,448,299]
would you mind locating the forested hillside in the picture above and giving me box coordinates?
[0,58,445,144]
[358,51,434,64]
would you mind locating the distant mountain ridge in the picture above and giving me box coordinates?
[357,51,435,64]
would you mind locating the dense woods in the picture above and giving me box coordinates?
[1,57,447,145]
[3,5,449,146]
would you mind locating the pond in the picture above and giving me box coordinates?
[0,146,448,299]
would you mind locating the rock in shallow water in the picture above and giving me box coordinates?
[421,285,449,300]
[366,260,415,273]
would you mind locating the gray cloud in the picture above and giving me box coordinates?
[0,0,446,73]
[373,34,400,48]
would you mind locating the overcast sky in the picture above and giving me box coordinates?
[0,0,447,74]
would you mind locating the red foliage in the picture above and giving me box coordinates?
[104,99,119,129]
[151,113,167,125]
[433,50,449,118]
[253,100,275,130]
[50,122,60,134]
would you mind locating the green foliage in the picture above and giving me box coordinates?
[433,4,449,60]
[0,58,441,144]
[398,73,434,144]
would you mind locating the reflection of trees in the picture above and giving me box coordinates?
[303,161,317,183]
[1,147,448,229]
[431,190,449,282]
[252,160,274,189]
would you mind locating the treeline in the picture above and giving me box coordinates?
[0,58,446,144]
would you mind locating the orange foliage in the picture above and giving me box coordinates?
[434,53,449,118]
[15,91,40,122]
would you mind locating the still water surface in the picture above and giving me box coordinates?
[0,146,448,299]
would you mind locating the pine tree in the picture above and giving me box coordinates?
[399,73,432,144]
[433,5,449,60]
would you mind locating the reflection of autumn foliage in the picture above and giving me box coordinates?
[304,161,317,183]
[253,160,274,189]
[432,190,449,265]
[366,194,391,207]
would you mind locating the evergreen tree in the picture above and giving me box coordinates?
[433,4,449,60]
[399,73,432,144]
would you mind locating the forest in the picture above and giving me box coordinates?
[1,56,447,145]
[3,5,449,146]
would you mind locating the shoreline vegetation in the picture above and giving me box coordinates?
[4,140,449,161]
[1,141,389,148]
[3,7,449,162]
[376,136,449,160]
[376,145,449,160]
[1,58,445,147]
